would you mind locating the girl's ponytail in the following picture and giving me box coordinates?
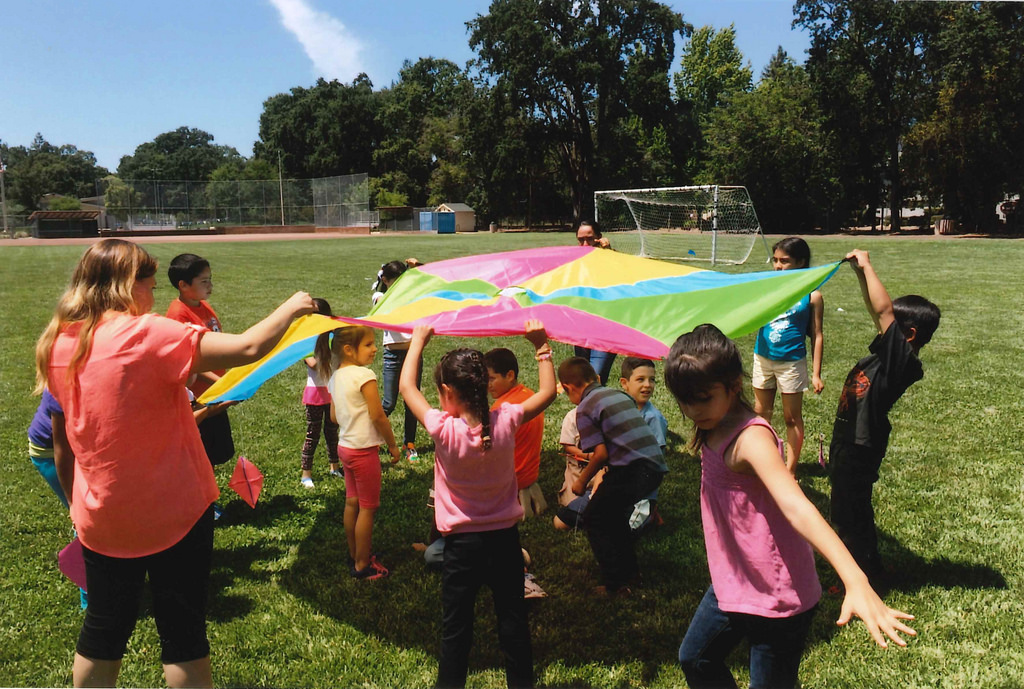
[472,377,493,451]
[311,298,334,381]
[434,348,493,451]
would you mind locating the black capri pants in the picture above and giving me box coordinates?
[77,504,214,664]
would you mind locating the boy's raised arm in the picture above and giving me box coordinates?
[846,250,895,335]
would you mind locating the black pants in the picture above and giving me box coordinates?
[198,409,234,466]
[829,442,885,578]
[583,460,664,590]
[77,505,214,663]
[301,403,339,470]
[437,526,532,689]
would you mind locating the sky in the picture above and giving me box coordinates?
[0,0,811,172]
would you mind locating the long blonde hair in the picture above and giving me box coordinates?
[35,239,158,393]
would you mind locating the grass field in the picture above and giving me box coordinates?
[1,233,1022,688]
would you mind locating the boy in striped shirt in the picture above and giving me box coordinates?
[558,357,668,596]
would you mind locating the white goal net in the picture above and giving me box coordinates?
[594,185,769,265]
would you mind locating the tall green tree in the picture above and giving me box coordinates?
[101,175,141,222]
[903,3,1024,231]
[460,82,569,227]
[699,51,840,232]
[374,58,473,207]
[673,24,753,178]
[469,0,687,222]
[117,127,241,181]
[796,0,934,230]
[1,134,108,210]
[255,76,379,180]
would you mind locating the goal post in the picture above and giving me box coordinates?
[594,185,771,265]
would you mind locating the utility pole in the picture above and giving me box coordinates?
[278,151,285,226]
[0,151,10,238]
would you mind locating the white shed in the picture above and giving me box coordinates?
[436,203,477,232]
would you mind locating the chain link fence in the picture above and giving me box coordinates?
[94,173,371,230]
[2,213,33,237]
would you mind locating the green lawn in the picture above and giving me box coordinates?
[1,233,1022,688]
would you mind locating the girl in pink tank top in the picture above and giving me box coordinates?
[664,324,915,688]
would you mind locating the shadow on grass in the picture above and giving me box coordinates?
[207,495,300,622]
[277,447,713,685]
[799,481,1007,597]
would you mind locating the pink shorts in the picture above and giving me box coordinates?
[339,446,382,509]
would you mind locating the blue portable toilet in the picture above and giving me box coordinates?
[419,211,435,232]
[436,203,476,232]
[436,212,456,234]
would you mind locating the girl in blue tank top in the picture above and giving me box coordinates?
[751,237,825,474]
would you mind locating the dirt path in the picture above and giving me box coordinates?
[0,231,421,247]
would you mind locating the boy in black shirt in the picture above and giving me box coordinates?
[829,249,941,584]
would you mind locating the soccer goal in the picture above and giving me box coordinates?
[594,185,770,265]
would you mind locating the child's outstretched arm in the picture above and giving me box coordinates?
[520,319,556,423]
[847,250,895,335]
[809,290,825,394]
[194,292,314,372]
[399,325,435,426]
[734,425,917,649]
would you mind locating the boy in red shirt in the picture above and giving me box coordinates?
[166,254,235,477]
[484,347,547,518]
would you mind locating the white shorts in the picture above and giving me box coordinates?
[752,354,809,394]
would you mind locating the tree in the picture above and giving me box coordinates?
[458,82,569,227]
[795,0,934,230]
[699,52,840,232]
[673,24,753,178]
[117,127,241,181]
[903,3,1024,231]
[374,58,474,206]
[469,0,687,222]
[101,175,141,222]
[46,196,82,210]
[1,134,108,210]
[255,76,379,180]
[675,25,752,119]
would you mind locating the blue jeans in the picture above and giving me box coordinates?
[573,346,617,386]
[381,347,421,446]
[678,586,816,689]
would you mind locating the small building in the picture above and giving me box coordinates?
[28,210,100,238]
[436,203,476,232]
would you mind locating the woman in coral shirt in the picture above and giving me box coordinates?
[36,239,312,688]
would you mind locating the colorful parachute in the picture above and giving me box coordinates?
[200,246,840,404]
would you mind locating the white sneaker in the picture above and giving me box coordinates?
[300,477,315,489]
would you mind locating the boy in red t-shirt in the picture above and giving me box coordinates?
[484,347,547,518]
[167,254,235,478]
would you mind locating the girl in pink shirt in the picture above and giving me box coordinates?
[663,324,915,689]
[36,238,313,689]
[299,297,340,488]
[400,321,555,689]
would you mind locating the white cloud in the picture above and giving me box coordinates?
[268,0,367,82]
